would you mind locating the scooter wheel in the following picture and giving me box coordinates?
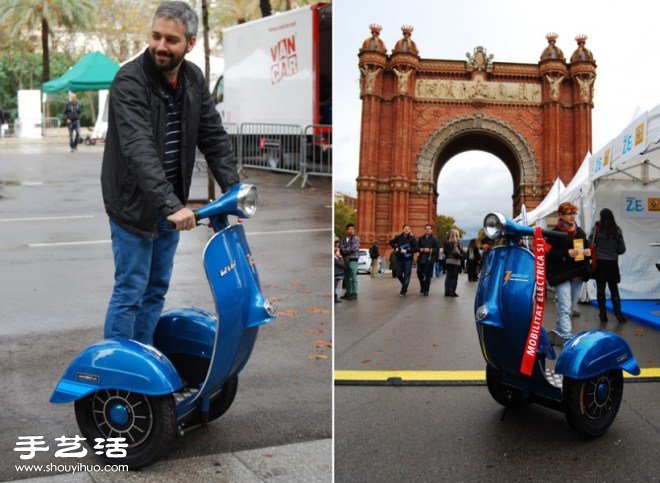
[74,389,177,469]
[486,365,523,408]
[563,369,623,438]
[208,377,239,422]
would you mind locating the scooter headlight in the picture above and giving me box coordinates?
[476,305,489,321]
[483,213,506,239]
[237,185,257,218]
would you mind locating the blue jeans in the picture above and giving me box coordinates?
[344,260,358,295]
[434,260,442,278]
[68,120,81,149]
[555,279,582,339]
[396,259,413,294]
[104,218,180,345]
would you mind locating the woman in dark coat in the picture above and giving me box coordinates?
[443,229,464,297]
[590,208,627,323]
[546,202,592,343]
[466,239,481,282]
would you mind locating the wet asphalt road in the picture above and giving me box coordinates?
[335,272,660,481]
[0,142,332,480]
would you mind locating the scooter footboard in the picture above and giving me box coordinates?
[555,330,640,379]
[50,339,183,403]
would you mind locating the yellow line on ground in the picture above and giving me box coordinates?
[334,368,660,381]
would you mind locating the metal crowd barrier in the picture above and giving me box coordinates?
[287,124,332,188]
[195,122,332,189]
[42,117,61,128]
[238,123,304,175]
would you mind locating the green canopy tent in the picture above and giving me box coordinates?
[42,51,119,93]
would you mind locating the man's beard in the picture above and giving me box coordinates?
[149,47,186,73]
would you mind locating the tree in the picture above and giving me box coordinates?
[334,202,357,240]
[435,214,464,243]
[0,0,96,83]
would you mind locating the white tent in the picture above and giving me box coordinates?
[583,104,660,300]
[514,177,565,225]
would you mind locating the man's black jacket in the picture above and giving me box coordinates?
[101,49,239,236]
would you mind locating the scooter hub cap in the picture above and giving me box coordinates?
[108,403,129,426]
[595,378,610,404]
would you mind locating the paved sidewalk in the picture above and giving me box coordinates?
[20,439,331,482]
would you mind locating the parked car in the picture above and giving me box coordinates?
[357,249,384,274]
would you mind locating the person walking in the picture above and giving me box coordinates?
[443,229,464,297]
[466,238,481,282]
[63,93,82,152]
[390,224,418,296]
[340,223,360,300]
[590,208,627,323]
[369,241,380,278]
[101,1,239,346]
[546,202,592,344]
[417,223,440,295]
[334,237,344,304]
[389,243,398,279]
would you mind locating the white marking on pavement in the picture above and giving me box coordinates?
[0,215,94,222]
[246,228,332,236]
[28,240,110,248]
[27,227,331,247]
[21,181,44,186]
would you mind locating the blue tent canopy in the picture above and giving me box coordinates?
[42,51,119,93]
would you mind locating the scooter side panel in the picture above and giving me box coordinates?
[154,307,216,359]
[476,246,536,375]
[555,330,641,379]
[201,224,275,393]
[50,339,183,403]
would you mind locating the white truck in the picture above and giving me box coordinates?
[213,3,331,173]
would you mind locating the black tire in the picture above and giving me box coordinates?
[486,365,523,408]
[563,369,623,439]
[208,377,238,422]
[74,390,177,469]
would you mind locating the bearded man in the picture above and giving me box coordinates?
[101,1,239,345]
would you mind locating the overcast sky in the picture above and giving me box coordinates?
[333,0,660,237]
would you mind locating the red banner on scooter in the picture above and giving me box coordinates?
[520,227,547,376]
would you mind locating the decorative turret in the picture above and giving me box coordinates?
[540,33,565,61]
[570,35,594,63]
[392,25,419,56]
[360,24,387,54]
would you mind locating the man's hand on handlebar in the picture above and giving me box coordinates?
[167,207,196,231]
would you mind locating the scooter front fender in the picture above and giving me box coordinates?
[50,339,183,403]
[555,330,640,380]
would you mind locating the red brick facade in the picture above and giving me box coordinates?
[356,28,596,247]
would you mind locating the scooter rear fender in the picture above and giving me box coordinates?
[50,339,183,403]
[555,330,640,379]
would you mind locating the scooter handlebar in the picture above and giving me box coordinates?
[165,209,200,230]
[541,229,567,241]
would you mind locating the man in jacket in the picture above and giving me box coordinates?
[101,1,239,345]
[417,223,440,296]
[339,224,360,300]
[390,224,418,296]
[63,94,82,152]
[369,241,380,278]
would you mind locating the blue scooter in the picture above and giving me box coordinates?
[476,213,639,438]
[50,184,276,468]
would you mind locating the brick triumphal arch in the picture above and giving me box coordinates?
[356,26,597,246]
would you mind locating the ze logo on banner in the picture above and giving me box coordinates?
[14,436,127,460]
[626,197,644,213]
[594,148,611,173]
[271,35,298,84]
